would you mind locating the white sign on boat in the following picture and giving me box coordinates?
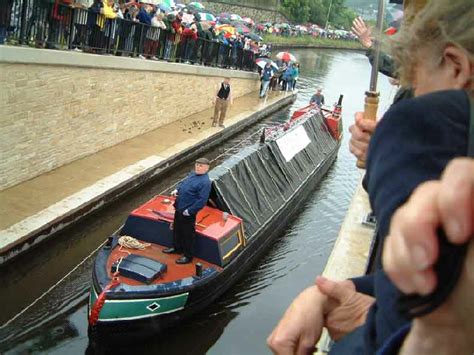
[276,125,311,162]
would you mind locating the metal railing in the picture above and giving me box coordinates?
[0,2,257,71]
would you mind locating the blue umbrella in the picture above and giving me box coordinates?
[159,3,171,12]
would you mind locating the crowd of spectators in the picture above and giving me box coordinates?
[254,22,358,41]
[0,0,275,71]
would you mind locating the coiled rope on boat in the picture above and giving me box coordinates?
[118,236,151,250]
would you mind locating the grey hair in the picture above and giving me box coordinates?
[390,0,474,88]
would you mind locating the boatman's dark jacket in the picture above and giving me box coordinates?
[174,172,212,216]
[330,90,470,354]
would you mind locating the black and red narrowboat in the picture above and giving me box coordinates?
[88,100,342,342]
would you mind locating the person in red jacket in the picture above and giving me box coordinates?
[181,23,198,63]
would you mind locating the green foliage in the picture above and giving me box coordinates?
[280,0,311,23]
[280,0,357,30]
[263,34,364,49]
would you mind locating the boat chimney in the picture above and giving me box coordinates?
[195,263,203,277]
[337,94,344,106]
[260,128,266,144]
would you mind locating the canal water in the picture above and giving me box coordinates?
[0,48,394,355]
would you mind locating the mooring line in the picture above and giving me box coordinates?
[0,240,106,330]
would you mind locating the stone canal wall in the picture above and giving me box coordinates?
[201,1,288,23]
[0,46,260,191]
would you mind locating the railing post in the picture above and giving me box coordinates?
[68,7,75,50]
[215,42,220,67]
[19,0,29,44]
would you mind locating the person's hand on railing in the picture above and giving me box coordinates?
[349,111,378,163]
[267,277,374,354]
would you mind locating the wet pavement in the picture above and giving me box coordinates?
[0,48,395,355]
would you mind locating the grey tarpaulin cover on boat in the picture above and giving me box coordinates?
[209,111,337,239]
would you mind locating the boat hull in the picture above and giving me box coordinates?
[89,141,340,343]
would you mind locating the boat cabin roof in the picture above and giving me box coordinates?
[130,195,242,241]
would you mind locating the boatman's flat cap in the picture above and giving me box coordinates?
[196,158,210,165]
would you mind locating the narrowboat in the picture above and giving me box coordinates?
[88,98,343,342]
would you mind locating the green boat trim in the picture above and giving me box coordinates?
[89,288,189,322]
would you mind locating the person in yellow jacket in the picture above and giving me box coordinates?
[88,0,116,52]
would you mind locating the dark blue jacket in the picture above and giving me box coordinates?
[262,66,274,81]
[332,90,470,354]
[175,172,211,216]
[137,8,153,25]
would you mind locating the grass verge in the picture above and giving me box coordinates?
[263,34,364,50]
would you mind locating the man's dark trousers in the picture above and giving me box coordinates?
[173,211,196,259]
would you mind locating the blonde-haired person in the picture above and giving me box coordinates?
[268,0,473,354]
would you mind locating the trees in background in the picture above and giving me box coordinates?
[280,0,357,29]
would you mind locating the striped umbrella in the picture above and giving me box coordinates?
[275,51,296,62]
[255,58,278,70]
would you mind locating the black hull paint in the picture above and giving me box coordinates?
[89,141,340,344]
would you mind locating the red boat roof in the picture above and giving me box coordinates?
[130,195,242,241]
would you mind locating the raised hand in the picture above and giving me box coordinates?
[351,17,373,49]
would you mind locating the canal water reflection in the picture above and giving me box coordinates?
[0,48,394,354]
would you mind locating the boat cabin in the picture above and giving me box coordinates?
[120,195,245,268]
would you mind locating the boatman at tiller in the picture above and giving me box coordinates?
[163,158,212,264]
[310,88,325,107]
[212,77,233,128]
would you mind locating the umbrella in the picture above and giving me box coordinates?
[275,51,296,62]
[217,18,231,25]
[188,2,204,10]
[160,0,175,7]
[256,58,278,70]
[175,3,186,9]
[233,23,250,34]
[229,14,243,22]
[242,17,254,25]
[245,33,262,42]
[181,13,195,24]
[159,3,171,12]
[198,12,216,21]
[215,24,236,35]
